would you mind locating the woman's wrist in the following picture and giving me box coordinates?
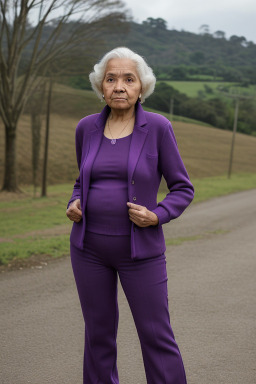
[151,212,159,226]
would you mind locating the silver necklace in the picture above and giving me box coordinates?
[107,113,134,145]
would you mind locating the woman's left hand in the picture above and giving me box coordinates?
[127,202,159,227]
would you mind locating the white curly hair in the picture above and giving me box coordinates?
[89,47,156,103]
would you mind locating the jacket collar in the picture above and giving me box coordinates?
[95,101,148,131]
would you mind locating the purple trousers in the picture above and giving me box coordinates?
[70,230,187,384]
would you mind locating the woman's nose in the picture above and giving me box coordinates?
[114,79,125,91]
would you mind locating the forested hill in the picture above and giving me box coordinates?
[103,20,256,83]
[25,18,256,83]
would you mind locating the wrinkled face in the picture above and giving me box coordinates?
[102,58,142,111]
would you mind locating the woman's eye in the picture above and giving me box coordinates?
[107,78,114,82]
[127,78,133,82]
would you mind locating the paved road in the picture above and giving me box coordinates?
[1,189,255,384]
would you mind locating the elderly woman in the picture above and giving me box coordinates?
[66,47,194,384]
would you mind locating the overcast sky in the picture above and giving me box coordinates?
[124,0,256,43]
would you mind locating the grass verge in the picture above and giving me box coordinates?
[158,173,256,204]
[0,173,255,267]
[165,229,229,246]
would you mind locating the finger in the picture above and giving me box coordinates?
[71,206,82,215]
[129,216,148,227]
[70,199,81,211]
[129,207,147,217]
[69,214,82,222]
[129,211,145,220]
[129,214,146,226]
[67,208,82,220]
[75,209,82,217]
[129,210,152,224]
[74,200,81,210]
[127,202,143,210]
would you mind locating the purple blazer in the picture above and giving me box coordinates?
[67,102,194,260]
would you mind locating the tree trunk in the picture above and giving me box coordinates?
[41,80,53,197]
[31,112,41,198]
[1,126,19,192]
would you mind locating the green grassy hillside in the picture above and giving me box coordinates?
[0,84,256,189]
[162,81,256,99]
[163,81,229,99]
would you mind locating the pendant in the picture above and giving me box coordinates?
[111,139,116,144]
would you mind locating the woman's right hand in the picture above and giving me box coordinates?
[66,199,82,222]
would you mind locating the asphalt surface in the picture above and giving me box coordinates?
[1,189,255,384]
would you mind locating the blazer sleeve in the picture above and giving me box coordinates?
[66,122,83,209]
[151,121,194,226]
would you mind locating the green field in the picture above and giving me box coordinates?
[187,75,223,81]
[162,81,256,99]
[144,107,212,126]
[0,174,256,267]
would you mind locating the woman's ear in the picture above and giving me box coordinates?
[101,88,105,102]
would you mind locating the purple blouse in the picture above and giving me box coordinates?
[85,133,133,235]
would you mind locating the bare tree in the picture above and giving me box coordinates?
[0,0,126,192]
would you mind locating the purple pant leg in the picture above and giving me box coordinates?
[70,231,187,384]
[70,241,119,384]
[118,255,187,384]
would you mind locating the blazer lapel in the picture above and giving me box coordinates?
[127,125,148,183]
[81,129,103,207]
[127,102,148,183]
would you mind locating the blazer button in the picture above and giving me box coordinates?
[133,196,136,201]
[131,180,135,184]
